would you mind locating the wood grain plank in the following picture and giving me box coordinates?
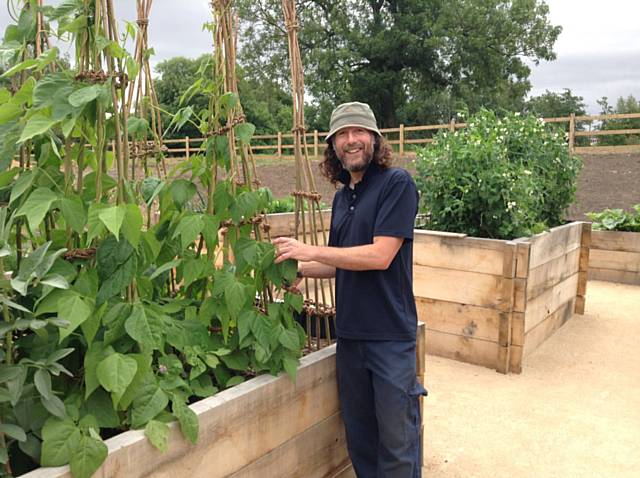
[426,329,499,370]
[416,297,501,342]
[413,265,509,309]
[591,230,640,253]
[524,273,579,333]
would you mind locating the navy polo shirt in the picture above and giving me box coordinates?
[328,163,419,341]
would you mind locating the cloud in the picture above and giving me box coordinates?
[527,50,640,113]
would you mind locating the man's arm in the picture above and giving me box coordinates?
[299,261,336,279]
[273,236,403,271]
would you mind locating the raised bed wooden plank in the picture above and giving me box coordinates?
[509,344,523,374]
[426,329,499,369]
[591,230,640,252]
[228,412,349,478]
[267,210,332,237]
[511,312,525,347]
[413,231,507,275]
[413,265,509,310]
[523,299,575,358]
[588,267,640,285]
[416,297,501,342]
[524,272,579,334]
[588,249,640,272]
[23,346,340,478]
[526,246,581,300]
[528,222,584,269]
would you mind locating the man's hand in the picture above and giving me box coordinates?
[273,237,316,264]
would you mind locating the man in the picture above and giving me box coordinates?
[274,102,426,477]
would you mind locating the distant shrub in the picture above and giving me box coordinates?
[414,110,581,239]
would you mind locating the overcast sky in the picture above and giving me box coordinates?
[2,0,639,114]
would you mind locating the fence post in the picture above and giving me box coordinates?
[449,118,455,132]
[277,131,282,158]
[314,130,319,158]
[568,113,575,154]
[185,136,190,160]
[399,123,405,156]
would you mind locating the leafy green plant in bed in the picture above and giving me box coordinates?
[0,2,304,476]
[586,205,640,232]
[414,110,581,239]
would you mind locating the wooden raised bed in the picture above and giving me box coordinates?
[23,324,427,478]
[413,222,591,374]
[588,230,640,285]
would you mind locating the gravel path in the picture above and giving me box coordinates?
[422,280,640,477]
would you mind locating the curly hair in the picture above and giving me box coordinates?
[320,135,394,185]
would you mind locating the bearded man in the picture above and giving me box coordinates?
[274,102,426,477]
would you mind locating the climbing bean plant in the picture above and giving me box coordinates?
[0,1,304,477]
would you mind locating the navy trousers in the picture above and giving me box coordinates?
[336,338,427,478]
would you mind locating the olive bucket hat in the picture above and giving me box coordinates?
[326,101,381,142]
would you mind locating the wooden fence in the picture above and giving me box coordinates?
[162,112,640,160]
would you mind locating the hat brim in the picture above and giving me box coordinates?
[325,124,381,142]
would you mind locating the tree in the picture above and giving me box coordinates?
[237,0,561,128]
[597,95,640,146]
[154,56,293,137]
[525,88,586,118]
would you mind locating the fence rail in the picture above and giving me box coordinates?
[161,112,640,160]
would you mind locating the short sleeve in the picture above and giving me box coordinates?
[373,171,418,239]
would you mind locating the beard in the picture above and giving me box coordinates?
[337,140,375,173]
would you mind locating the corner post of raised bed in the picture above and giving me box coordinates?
[497,242,518,374]
[416,321,427,466]
[508,240,531,374]
[575,222,592,314]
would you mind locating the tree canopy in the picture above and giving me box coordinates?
[597,94,640,145]
[525,88,586,118]
[237,0,561,129]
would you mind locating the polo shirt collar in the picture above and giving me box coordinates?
[338,162,382,188]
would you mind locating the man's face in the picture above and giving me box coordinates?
[333,127,375,173]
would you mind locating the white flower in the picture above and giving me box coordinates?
[524,169,532,175]
[507,201,517,210]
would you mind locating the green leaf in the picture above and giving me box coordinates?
[9,170,34,204]
[117,354,153,410]
[168,179,196,208]
[18,114,59,143]
[96,353,138,407]
[124,304,163,350]
[40,273,69,289]
[149,259,181,280]
[224,280,247,319]
[226,376,245,387]
[220,350,249,371]
[84,342,113,399]
[283,356,298,382]
[122,203,143,247]
[58,294,92,341]
[182,257,213,289]
[0,423,26,442]
[16,187,59,230]
[141,176,164,205]
[234,122,255,144]
[251,314,278,352]
[172,400,198,444]
[69,435,108,478]
[131,382,169,428]
[68,85,103,108]
[128,117,149,139]
[172,214,204,250]
[41,417,81,466]
[96,235,136,305]
[98,204,127,239]
[145,420,169,453]
[83,388,120,428]
[41,393,67,418]
[279,328,301,351]
[34,369,53,400]
[60,196,87,233]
